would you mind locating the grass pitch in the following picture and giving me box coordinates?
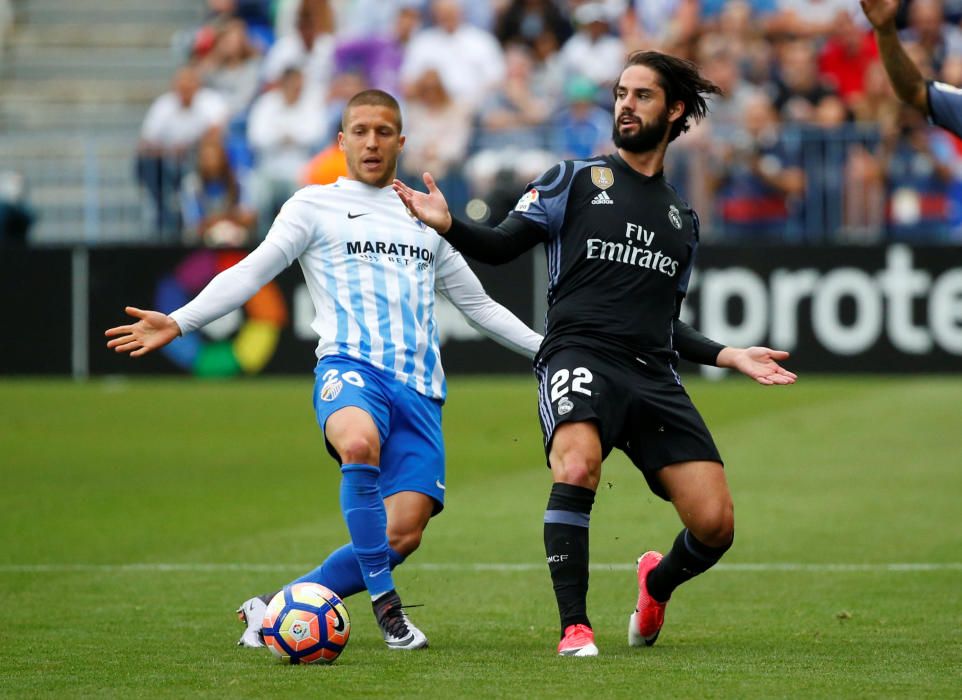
[1,375,960,698]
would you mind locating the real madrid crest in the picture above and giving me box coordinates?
[668,204,683,230]
[590,166,614,190]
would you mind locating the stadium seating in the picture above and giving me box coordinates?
[0,0,204,243]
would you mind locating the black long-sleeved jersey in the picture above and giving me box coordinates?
[445,153,723,372]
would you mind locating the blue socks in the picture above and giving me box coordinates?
[336,463,394,598]
[293,543,405,598]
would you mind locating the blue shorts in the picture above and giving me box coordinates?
[313,356,446,513]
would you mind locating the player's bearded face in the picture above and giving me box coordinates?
[339,105,404,188]
[612,105,670,153]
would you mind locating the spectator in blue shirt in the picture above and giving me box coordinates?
[549,76,612,160]
[879,104,954,241]
[711,92,806,242]
[180,129,256,246]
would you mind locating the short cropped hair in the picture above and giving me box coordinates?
[619,51,722,142]
[341,89,403,132]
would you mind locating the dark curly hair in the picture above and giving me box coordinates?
[618,50,722,142]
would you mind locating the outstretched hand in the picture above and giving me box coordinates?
[393,173,453,234]
[860,0,898,31]
[105,306,181,357]
[717,346,797,386]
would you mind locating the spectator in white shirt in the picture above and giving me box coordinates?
[199,19,262,120]
[329,0,402,40]
[262,0,336,88]
[558,3,625,94]
[771,0,866,37]
[621,0,699,52]
[247,66,327,235]
[400,0,505,111]
[140,65,230,154]
[137,65,230,239]
[400,68,472,181]
[399,68,474,215]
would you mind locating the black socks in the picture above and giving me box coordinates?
[543,482,596,633]
[544,483,733,631]
[646,528,733,603]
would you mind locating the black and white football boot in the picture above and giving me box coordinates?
[373,590,428,650]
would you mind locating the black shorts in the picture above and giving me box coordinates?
[535,347,722,500]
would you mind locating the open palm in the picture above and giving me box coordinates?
[105,306,181,357]
[728,346,797,386]
[393,173,453,234]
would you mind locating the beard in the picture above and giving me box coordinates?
[612,108,670,153]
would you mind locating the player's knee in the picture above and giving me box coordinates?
[337,436,380,465]
[693,500,734,548]
[387,527,423,557]
[553,456,601,491]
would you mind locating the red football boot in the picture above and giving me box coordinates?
[628,551,668,647]
[558,623,599,657]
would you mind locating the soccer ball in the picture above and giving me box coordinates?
[262,583,351,664]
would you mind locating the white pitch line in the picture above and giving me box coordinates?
[421,562,962,573]
[0,562,960,574]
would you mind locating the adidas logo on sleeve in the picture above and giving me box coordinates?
[591,191,614,205]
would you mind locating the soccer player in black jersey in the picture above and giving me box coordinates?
[395,50,797,656]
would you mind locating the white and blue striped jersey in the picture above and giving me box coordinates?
[170,177,541,400]
[269,178,469,398]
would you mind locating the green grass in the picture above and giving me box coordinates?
[1,376,961,698]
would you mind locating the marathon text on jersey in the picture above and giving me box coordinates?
[346,240,436,264]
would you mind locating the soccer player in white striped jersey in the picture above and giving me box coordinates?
[106,90,543,652]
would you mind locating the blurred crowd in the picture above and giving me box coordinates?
[133,0,962,247]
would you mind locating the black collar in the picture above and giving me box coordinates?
[609,152,665,184]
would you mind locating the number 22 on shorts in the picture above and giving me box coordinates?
[550,367,594,402]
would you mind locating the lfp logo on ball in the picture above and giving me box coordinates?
[155,250,288,377]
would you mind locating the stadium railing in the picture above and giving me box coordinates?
[6,122,962,246]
